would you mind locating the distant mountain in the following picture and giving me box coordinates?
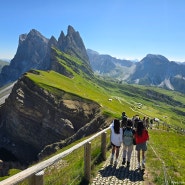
[87,49,135,80]
[127,54,185,92]
[0,25,91,87]
[1,26,185,93]
[87,50,185,93]
[0,60,9,73]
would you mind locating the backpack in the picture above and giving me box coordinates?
[123,129,133,146]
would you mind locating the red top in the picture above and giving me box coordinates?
[135,129,149,144]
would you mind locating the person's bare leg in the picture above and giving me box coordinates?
[116,147,119,159]
[142,150,145,168]
[114,147,119,165]
[110,146,115,164]
[137,150,141,168]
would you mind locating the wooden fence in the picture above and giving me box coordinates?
[0,127,110,185]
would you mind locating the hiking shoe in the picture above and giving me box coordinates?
[110,158,114,165]
[122,158,126,165]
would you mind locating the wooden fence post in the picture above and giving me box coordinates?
[28,170,44,185]
[101,132,107,161]
[35,171,44,185]
[84,142,91,182]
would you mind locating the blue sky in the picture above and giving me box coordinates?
[1,0,185,62]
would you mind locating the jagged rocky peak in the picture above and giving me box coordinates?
[66,25,86,50]
[68,25,76,34]
[142,54,170,64]
[27,29,48,43]
[0,28,51,87]
[13,29,50,69]
[48,35,58,47]
[58,31,65,49]
[19,29,49,45]
[0,25,91,87]
[58,25,90,65]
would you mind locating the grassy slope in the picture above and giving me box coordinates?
[26,70,185,183]
[26,69,185,128]
[3,49,184,183]
[147,129,185,183]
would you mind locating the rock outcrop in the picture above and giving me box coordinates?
[58,26,90,66]
[0,72,107,163]
[0,30,50,86]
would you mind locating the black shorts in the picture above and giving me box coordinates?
[111,142,121,148]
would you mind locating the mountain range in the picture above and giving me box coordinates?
[0,25,185,168]
[87,49,185,93]
[0,26,91,87]
[0,26,185,94]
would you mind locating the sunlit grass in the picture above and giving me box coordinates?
[2,49,185,184]
[147,129,185,184]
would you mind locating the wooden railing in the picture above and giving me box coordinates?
[0,127,110,185]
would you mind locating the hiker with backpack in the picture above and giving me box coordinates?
[135,120,149,169]
[132,115,140,129]
[122,119,135,167]
[110,119,123,166]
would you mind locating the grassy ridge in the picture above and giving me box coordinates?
[27,69,185,130]
[26,68,185,184]
[26,70,135,119]
[2,49,184,183]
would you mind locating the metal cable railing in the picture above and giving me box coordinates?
[149,143,169,185]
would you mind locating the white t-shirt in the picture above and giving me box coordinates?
[110,121,123,147]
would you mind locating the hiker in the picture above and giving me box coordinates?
[132,115,140,129]
[145,117,150,129]
[135,120,149,169]
[110,119,123,166]
[143,116,146,128]
[149,118,153,129]
[121,111,127,128]
[122,119,135,167]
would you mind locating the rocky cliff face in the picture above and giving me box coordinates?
[0,72,106,163]
[58,26,90,66]
[0,30,50,86]
[0,26,92,87]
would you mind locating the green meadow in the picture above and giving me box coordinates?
[27,68,185,128]
[26,67,185,184]
[1,49,185,184]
